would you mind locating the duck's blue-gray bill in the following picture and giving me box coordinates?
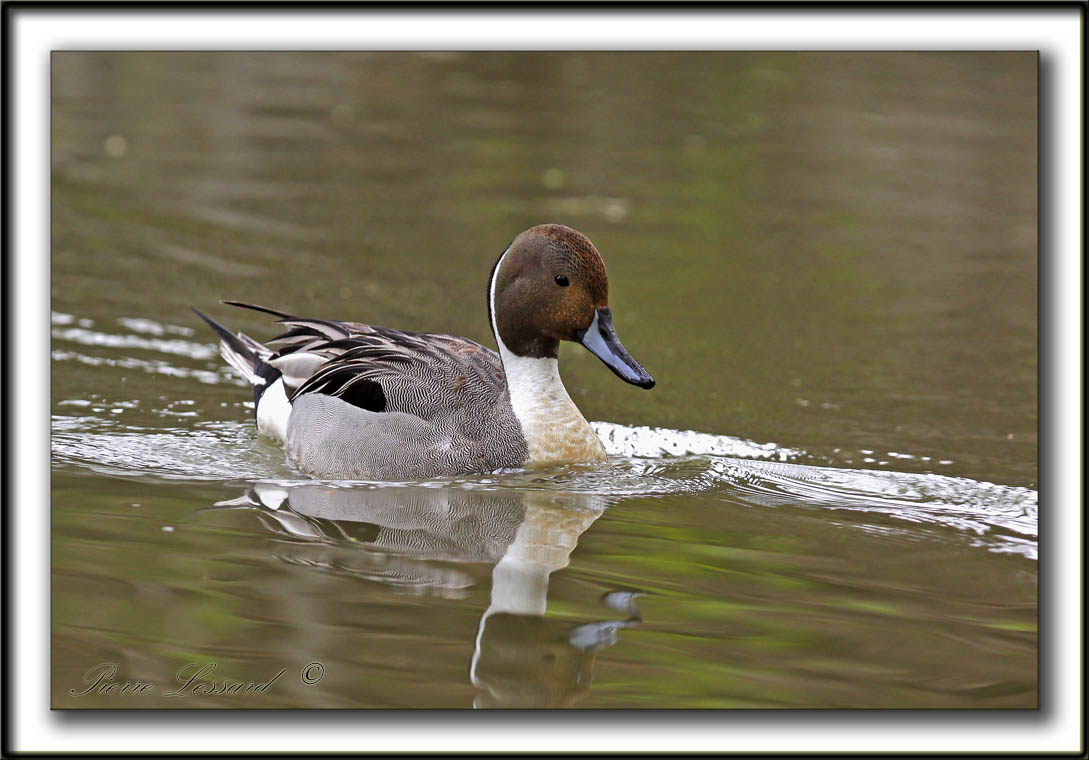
[574,309,655,389]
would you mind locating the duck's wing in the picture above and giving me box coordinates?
[224,301,506,420]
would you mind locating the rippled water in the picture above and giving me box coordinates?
[52,52,1037,708]
[51,312,1037,558]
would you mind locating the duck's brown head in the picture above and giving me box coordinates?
[488,224,654,389]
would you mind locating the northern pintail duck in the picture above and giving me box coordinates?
[194,224,654,480]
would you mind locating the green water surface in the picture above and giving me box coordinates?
[51,52,1037,709]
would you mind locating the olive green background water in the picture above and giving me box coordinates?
[51,52,1037,709]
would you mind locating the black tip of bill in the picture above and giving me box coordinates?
[574,308,655,389]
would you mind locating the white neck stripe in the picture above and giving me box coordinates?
[488,244,511,354]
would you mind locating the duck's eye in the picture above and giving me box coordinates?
[554,275,570,287]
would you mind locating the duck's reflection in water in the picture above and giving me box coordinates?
[202,483,642,707]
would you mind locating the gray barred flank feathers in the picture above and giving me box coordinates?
[285,394,528,480]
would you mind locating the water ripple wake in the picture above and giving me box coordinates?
[50,310,1038,560]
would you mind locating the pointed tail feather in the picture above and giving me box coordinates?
[192,306,269,387]
[222,300,296,320]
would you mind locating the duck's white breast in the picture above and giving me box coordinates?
[501,353,606,465]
